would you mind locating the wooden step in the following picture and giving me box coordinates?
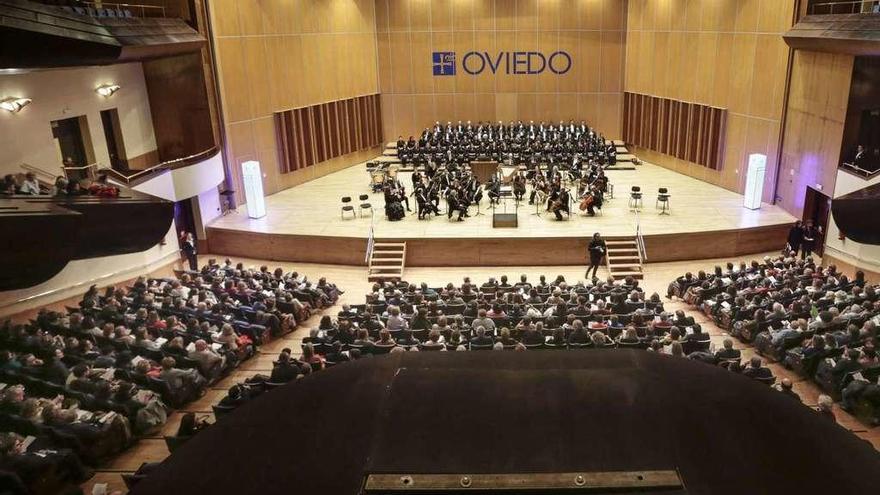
[605,240,638,246]
[369,267,403,273]
[609,271,644,279]
[607,254,640,260]
[371,251,404,257]
[608,260,642,268]
[370,258,404,265]
[368,240,407,282]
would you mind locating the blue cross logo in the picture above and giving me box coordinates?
[432,52,456,76]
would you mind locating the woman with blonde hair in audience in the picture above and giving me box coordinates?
[497,327,517,347]
[217,324,254,360]
[591,331,613,347]
[301,343,325,371]
[617,327,641,347]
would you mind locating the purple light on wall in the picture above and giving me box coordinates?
[795,154,821,211]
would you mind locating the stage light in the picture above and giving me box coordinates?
[241,160,267,219]
[0,96,31,113]
[743,153,766,210]
[96,84,121,97]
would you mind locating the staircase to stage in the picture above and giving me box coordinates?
[605,237,644,280]
[367,241,407,282]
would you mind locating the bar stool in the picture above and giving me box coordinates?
[629,186,643,211]
[656,188,671,215]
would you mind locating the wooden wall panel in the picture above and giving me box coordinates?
[624,0,796,202]
[209,0,379,203]
[777,51,854,219]
[624,92,727,170]
[277,95,384,175]
[207,224,791,267]
[378,0,627,141]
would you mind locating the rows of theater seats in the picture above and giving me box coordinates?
[668,255,880,425]
[0,260,340,495]
[196,276,707,425]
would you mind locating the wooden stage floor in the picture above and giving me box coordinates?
[207,158,796,266]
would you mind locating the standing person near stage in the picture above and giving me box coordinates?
[785,220,803,257]
[180,231,198,271]
[587,232,606,280]
[801,220,821,259]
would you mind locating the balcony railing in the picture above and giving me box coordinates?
[840,161,880,179]
[99,146,219,186]
[810,1,880,14]
[60,1,168,19]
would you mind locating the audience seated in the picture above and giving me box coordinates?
[0,258,342,494]
[668,254,880,423]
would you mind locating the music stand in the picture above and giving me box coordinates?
[472,192,485,217]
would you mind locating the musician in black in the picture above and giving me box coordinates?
[486,175,501,206]
[445,182,467,222]
[388,178,411,212]
[513,172,526,202]
[552,187,570,221]
[415,184,440,220]
[585,184,603,217]
[587,232,606,279]
[384,183,405,221]
[529,172,547,205]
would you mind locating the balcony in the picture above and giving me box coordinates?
[0,0,205,68]
[0,185,173,290]
[784,2,880,55]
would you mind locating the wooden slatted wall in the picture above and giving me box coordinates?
[276,94,383,174]
[623,92,727,170]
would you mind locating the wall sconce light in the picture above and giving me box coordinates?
[96,84,121,97]
[0,96,32,113]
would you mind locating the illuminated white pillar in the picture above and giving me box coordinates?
[743,153,766,210]
[241,160,267,219]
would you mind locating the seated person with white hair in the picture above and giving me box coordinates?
[188,339,225,380]
[816,394,835,421]
[159,357,207,402]
[471,309,496,335]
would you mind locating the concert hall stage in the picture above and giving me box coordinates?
[207,159,796,266]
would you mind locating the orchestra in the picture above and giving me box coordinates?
[379,119,618,223]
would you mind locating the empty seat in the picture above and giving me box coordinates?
[358,194,372,217]
[341,196,355,219]
[656,187,671,214]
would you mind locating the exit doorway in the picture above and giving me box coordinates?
[101,108,128,172]
[51,116,94,180]
[803,186,832,257]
